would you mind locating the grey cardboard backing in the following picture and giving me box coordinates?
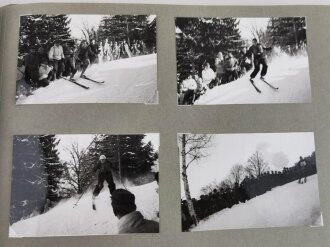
[0,3,330,247]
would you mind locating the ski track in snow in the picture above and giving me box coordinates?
[191,175,322,231]
[195,54,312,105]
[9,181,159,237]
[16,54,158,104]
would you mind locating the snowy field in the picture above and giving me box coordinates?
[16,54,158,104]
[195,54,312,105]
[191,175,322,231]
[9,181,159,237]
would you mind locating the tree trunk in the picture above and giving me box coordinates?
[181,134,198,226]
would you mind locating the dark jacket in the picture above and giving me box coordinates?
[246,44,272,60]
[93,160,113,174]
[118,211,159,234]
[76,45,95,61]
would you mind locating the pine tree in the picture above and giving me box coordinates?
[10,136,48,224]
[97,15,150,45]
[90,134,158,175]
[19,14,71,56]
[266,17,307,48]
[176,17,242,82]
[39,135,63,205]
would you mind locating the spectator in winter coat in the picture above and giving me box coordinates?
[48,40,65,79]
[298,156,308,184]
[124,40,132,58]
[111,189,159,233]
[89,39,100,64]
[38,59,53,87]
[181,75,197,105]
[224,53,239,83]
[215,52,225,85]
[24,46,40,85]
[202,62,216,88]
[92,154,116,210]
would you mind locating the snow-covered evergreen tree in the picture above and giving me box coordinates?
[267,17,307,48]
[176,17,242,82]
[98,15,152,46]
[19,14,71,56]
[39,135,63,204]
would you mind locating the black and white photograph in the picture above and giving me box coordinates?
[16,14,157,104]
[179,133,322,231]
[176,17,311,105]
[9,134,159,237]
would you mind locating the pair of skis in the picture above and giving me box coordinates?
[62,76,105,90]
[250,78,279,93]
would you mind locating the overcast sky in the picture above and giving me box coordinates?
[180,132,315,199]
[56,133,159,162]
[68,14,157,39]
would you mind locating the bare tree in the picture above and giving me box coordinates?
[245,151,269,178]
[80,21,98,43]
[200,180,219,195]
[249,22,270,45]
[229,163,245,185]
[220,178,234,190]
[62,142,95,195]
[179,134,213,226]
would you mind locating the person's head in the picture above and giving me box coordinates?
[241,47,247,53]
[105,38,108,43]
[99,154,106,163]
[300,156,303,160]
[228,53,233,58]
[54,40,61,47]
[204,62,210,69]
[252,38,258,45]
[217,51,223,59]
[81,40,88,48]
[111,189,137,219]
[91,39,96,45]
[37,46,44,54]
[40,58,48,65]
[29,45,37,54]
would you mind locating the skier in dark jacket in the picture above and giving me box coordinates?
[74,40,96,78]
[245,38,272,82]
[92,154,116,210]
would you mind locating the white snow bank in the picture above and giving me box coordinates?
[195,54,312,105]
[17,54,158,104]
[191,174,322,231]
[9,181,159,237]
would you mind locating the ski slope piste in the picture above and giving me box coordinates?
[191,175,322,231]
[17,54,158,104]
[195,54,312,105]
[9,181,159,237]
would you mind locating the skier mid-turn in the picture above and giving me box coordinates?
[92,154,116,210]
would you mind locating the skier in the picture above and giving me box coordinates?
[245,38,272,82]
[74,40,96,79]
[297,156,308,184]
[111,189,159,233]
[92,154,116,210]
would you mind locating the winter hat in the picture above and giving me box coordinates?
[99,155,106,160]
[111,189,136,214]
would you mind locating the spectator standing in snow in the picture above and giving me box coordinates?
[24,45,40,86]
[202,62,216,89]
[48,40,65,79]
[124,40,132,58]
[98,41,104,62]
[89,39,100,64]
[92,154,116,210]
[297,156,308,184]
[215,52,225,85]
[111,189,159,233]
[224,53,239,83]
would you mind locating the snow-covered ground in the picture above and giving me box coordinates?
[9,181,159,237]
[16,54,158,104]
[191,174,322,231]
[195,54,312,105]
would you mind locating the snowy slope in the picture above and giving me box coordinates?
[191,175,322,231]
[9,181,159,237]
[17,54,158,104]
[195,54,311,105]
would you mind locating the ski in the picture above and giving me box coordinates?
[250,79,261,93]
[62,77,90,89]
[81,75,104,84]
[260,78,279,90]
[73,192,85,208]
